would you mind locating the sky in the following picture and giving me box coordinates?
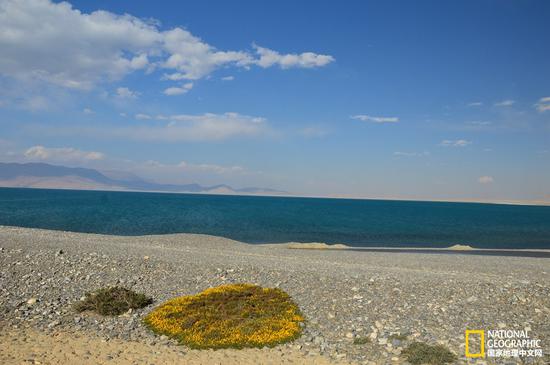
[0,0,549,202]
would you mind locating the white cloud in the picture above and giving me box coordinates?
[439,139,472,147]
[494,99,515,107]
[0,0,334,92]
[116,87,139,99]
[24,145,105,162]
[478,176,494,184]
[534,96,550,112]
[14,144,253,183]
[83,107,93,114]
[135,113,152,120]
[221,76,235,81]
[0,0,158,90]
[252,44,334,69]
[163,82,193,96]
[351,115,399,123]
[467,102,483,107]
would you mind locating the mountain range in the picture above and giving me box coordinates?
[0,162,286,195]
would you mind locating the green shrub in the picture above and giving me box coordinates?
[402,341,457,365]
[353,337,370,345]
[74,287,153,315]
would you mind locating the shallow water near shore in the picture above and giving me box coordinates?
[1,187,550,249]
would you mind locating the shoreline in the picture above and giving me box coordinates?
[2,225,550,256]
[2,185,550,207]
[1,226,549,364]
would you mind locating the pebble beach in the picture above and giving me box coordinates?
[0,225,549,364]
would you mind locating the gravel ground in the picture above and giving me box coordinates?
[0,225,549,364]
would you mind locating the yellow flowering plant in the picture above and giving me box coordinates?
[144,283,305,349]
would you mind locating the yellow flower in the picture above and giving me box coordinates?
[144,283,304,349]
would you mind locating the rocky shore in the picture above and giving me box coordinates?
[0,226,548,364]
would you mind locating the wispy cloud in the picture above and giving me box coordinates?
[299,126,329,138]
[439,139,472,147]
[81,112,270,141]
[221,76,235,81]
[163,82,193,96]
[116,87,140,99]
[494,99,515,107]
[478,175,494,184]
[24,145,105,163]
[466,121,491,126]
[146,160,246,175]
[135,113,152,120]
[83,108,94,114]
[393,151,430,157]
[467,102,483,107]
[534,96,550,112]
[351,115,399,123]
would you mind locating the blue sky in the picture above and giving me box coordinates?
[0,0,549,201]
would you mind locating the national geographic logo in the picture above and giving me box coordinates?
[465,329,543,359]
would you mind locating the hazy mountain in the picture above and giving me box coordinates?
[0,162,286,195]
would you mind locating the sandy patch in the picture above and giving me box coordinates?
[279,242,349,250]
[0,328,354,365]
[447,244,474,251]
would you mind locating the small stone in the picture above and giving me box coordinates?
[143,256,150,260]
[345,332,354,339]
[27,298,38,305]
[466,295,477,303]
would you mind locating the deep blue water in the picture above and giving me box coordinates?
[0,187,549,249]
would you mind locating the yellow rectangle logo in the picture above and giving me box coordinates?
[465,330,485,358]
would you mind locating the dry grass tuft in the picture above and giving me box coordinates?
[74,287,153,316]
[144,283,304,349]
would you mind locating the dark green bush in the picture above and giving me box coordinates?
[402,341,457,365]
[74,287,152,315]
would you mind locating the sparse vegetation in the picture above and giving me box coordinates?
[74,287,153,315]
[402,341,457,365]
[143,283,304,349]
[388,333,407,341]
[353,337,370,345]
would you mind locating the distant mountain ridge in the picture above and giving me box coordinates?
[0,162,286,195]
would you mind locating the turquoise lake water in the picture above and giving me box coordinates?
[1,187,549,249]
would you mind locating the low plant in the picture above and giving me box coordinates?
[353,337,370,345]
[388,333,408,341]
[144,283,304,349]
[402,341,457,365]
[74,286,153,315]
